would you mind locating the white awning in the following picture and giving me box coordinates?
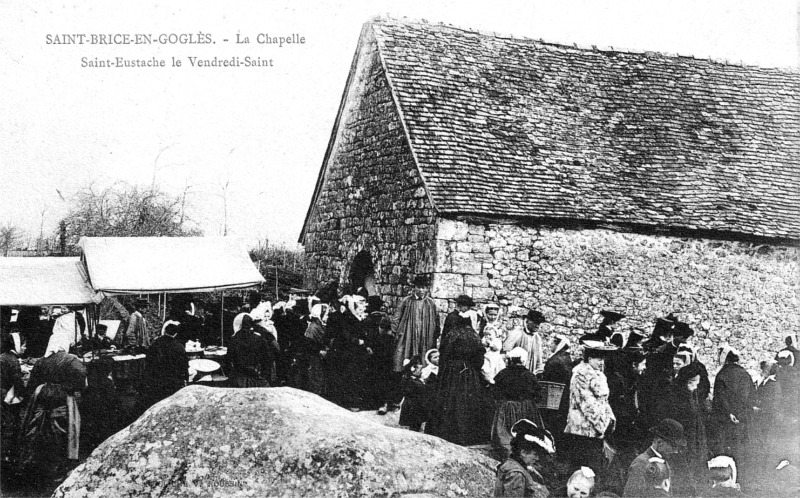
[79,236,265,294]
[0,257,103,306]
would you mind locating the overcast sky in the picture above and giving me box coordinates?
[1,0,797,248]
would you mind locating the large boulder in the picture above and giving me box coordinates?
[55,386,497,497]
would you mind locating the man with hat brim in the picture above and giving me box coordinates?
[597,310,626,341]
[577,310,624,346]
[503,310,547,375]
[622,418,687,498]
[88,323,114,351]
[625,328,646,351]
[442,295,477,344]
[120,298,150,349]
[391,274,440,374]
[642,314,677,354]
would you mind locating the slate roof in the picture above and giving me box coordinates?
[368,17,800,241]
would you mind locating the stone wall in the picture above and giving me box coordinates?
[302,31,436,308]
[432,218,800,373]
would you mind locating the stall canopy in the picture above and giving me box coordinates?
[0,257,103,306]
[79,236,265,294]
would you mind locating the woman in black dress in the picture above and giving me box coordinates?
[661,361,708,495]
[429,323,492,445]
[492,347,543,459]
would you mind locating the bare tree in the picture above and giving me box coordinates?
[0,223,22,256]
[58,182,202,254]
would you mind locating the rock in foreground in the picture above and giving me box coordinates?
[55,386,496,497]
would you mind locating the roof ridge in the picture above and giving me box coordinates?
[369,14,800,74]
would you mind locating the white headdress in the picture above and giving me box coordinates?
[507,347,529,366]
[777,349,795,366]
[708,455,737,485]
[718,345,741,364]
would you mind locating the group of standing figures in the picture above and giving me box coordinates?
[4,272,798,496]
[273,274,800,497]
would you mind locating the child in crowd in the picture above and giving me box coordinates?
[420,348,439,384]
[702,456,744,497]
[399,356,428,432]
[642,457,671,497]
[483,337,505,385]
[564,467,596,498]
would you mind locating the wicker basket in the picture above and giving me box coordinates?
[536,381,565,410]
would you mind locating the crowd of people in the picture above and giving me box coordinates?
[2,274,800,496]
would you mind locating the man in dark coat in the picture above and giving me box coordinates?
[392,274,440,373]
[623,419,686,498]
[228,315,275,387]
[141,323,188,404]
[540,334,572,450]
[710,346,754,479]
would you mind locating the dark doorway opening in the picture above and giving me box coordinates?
[349,250,375,295]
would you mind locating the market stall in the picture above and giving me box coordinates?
[79,236,266,383]
[0,256,103,338]
[0,256,105,383]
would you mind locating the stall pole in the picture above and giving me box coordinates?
[163,292,167,322]
[220,293,224,347]
[275,267,279,299]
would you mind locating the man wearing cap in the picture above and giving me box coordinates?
[622,418,686,497]
[392,274,440,374]
[503,310,546,375]
[121,298,150,349]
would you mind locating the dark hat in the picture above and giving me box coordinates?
[673,321,695,339]
[412,274,431,287]
[96,323,108,334]
[623,348,646,364]
[600,310,626,323]
[455,295,475,307]
[526,310,546,324]
[510,419,556,454]
[609,332,625,349]
[240,314,254,331]
[653,316,676,337]
[366,295,384,314]
[675,361,703,384]
[625,328,646,350]
[582,339,619,357]
[650,418,687,447]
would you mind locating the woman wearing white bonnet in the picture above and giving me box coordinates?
[564,467,595,498]
[491,346,545,459]
[302,303,328,395]
[482,303,505,343]
[706,455,741,493]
